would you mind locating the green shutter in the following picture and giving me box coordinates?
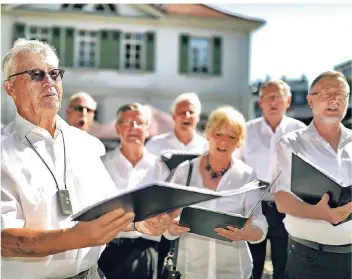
[212,36,222,76]
[99,30,120,69]
[51,27,62,63]
[145,32,155,72]
[12,23,26,44]
[64,28,74,67]
[179,34,189,74]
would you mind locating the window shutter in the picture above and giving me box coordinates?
[64,28,74,67]
[51,27,62,63]
[179,34,189,74]
[212,36,222,76]
[99,30,120,69]
[12,23,26,44]
[145,32,155,72]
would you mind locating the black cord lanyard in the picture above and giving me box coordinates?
[25,129,72,215]
[25,129,67,191]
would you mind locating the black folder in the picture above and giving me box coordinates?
[179,171,282,242]
[72,180,261,222]
[161,152,201,171]
[291,153,351,207]
[291,153,351,225]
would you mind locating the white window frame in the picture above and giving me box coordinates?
[120,32,146,72]
[188,37,212,75]
[26,25,52,43]
[74,29,99,68]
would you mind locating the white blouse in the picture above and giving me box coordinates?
[169,155,268,279]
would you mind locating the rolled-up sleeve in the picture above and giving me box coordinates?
[271,138,293,195]
[1,162,25,230]
[243,171,268,244]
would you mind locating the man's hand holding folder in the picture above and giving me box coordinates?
[315,193,352,225]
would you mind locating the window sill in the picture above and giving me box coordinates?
[181,73,221,78]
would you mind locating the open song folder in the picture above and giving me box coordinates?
[291,153,351,225]
[178,171,282,242]
[72,180,262,222]
[161,152,201,171]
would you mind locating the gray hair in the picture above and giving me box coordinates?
[116,103,152,125]
[309,70,350,93]
[2,38,59,80]
[69,92,97,110]
[259,80,292,97]
[170,92,201,115]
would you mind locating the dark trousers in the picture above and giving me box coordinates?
[285,238,351,279]
[98,238,158,279]
[249,201,288,279]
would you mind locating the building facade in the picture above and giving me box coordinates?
[1,4,264,127]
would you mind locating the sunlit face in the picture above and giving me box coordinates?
[307,76,350,124]
[173,101,200,133]
[207,124,240,158]
[258,84,291,120]
[66,97,96,131]
[4,52,63,117]
[116,110,149,147]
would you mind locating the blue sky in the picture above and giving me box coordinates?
[216,3,352,84]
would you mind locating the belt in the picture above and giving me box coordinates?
[65,265,96,279]
[290,235,352,254]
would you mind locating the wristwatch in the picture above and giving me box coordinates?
[131,222,138,232]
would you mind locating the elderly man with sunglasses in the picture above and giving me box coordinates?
[1,39,177,279]
[272,71,352,279]
[66,91,106,156]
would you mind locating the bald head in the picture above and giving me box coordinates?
[66,92,97,131]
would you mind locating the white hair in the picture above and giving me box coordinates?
[2,38,59,80]
[259,80,292,97]
[69,91,97,110]
[170,92,201,115]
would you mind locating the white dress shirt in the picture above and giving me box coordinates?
[102,147,170,241]
[1,113,119,279]
[168,155,268,279]
[272,122,352,245]
[145,130,208,156]
[235,116,306,201]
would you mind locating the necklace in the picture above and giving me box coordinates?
[204,154,230,180]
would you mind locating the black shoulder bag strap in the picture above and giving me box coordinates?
[170,160,193,266]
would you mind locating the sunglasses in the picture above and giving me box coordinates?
[7,68,65,82]
[70,105,96,114]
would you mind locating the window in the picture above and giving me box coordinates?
[76,30,98,68]
[121,33,145,71]
[293,91,307,106]
[189,38,211,74]
[27,26,51,43]
[61,4,117,13]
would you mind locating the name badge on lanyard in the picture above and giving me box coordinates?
[57,189,73,215]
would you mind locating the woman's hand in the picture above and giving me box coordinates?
[167,219,190,236]
[214,217,263,242]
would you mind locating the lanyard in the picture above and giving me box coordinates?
[25,129,67,191]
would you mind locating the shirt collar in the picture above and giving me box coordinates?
[304,120,352,145]
[15,112,64,141]
[260,115,287,135]
[114,146,155,169]
[171,129,198,145]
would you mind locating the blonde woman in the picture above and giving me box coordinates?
[166,106,268,279]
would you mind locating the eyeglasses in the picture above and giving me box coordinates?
[7,68,65,82]
[261,94,284,101]
[70,105,95,114]
[310,92,349,101]
[119,119,148,127]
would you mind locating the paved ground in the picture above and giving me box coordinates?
[262,240,273,279]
